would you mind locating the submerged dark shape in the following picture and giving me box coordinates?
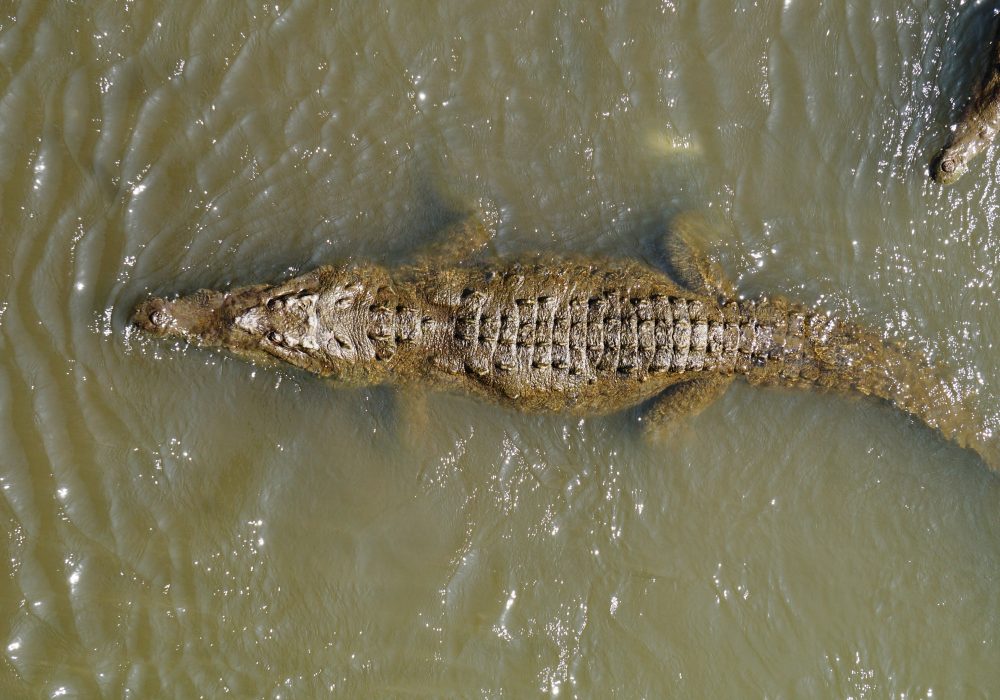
[932,20,1000,184]
[133,214,999,473]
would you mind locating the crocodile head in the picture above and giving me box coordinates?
[132,265,389,380]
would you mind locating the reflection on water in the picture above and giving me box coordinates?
[1,0,999,696]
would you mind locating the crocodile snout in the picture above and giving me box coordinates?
[931,151,967,185]
[131,290,226,343]
[131,297,172,334]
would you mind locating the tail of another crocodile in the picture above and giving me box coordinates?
[738,298,998,472]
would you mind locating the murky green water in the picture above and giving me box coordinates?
[2,0,1000,697]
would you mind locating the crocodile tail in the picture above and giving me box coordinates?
[739,299,998,473]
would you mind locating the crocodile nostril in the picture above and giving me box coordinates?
[151,310,169,328]
[941,158,957,173]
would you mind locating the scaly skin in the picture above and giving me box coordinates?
[932,22,1000,184]
[132,254,998,473]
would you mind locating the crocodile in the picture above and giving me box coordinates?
[932,17,1000,184]
[131,213,998,472]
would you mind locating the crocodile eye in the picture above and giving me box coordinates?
[268,331,283,344]
[267,297,284,311]
[334,334,351,350]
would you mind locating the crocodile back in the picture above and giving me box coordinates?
[413,259,722,413]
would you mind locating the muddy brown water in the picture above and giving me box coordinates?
[1,1,999,697]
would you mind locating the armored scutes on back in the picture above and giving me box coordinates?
[132,214,999,473]
[932,18,1000,184]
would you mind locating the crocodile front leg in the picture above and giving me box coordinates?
[411,208,499,268]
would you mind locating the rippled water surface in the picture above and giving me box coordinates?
[2,1,1000,697]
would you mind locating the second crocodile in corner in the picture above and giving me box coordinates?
[932,15,1000,184]
[131,214,999,473]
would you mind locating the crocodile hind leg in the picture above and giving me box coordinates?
[639,374,734,438]
[661,211,734,299]
[412,204,500,268]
